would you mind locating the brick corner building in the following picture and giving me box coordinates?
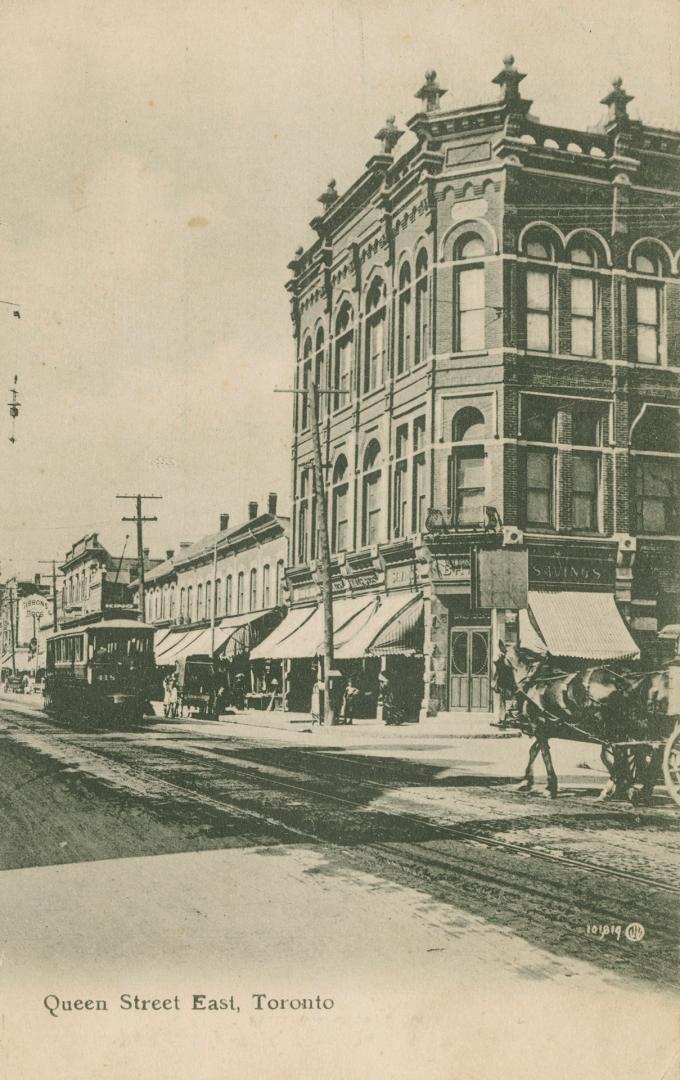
[260,58,680,720]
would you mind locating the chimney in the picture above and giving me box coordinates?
[34,573,41,587]
[220,513,230,531]
[166,549,175,560]
[267,492,277,516]
[248,501,258,521]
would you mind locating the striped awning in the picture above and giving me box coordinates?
[252,596,373,660]
[335,592,423,658]
[520,590,639,661]
[250,606,317,660]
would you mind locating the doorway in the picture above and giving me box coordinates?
[449,627,491,711]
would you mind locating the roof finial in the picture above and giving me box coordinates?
[600,76,634,125]
[492,54,526,104]
[415,70,447,113]
[318,179,338,212]
[375,115,403,155]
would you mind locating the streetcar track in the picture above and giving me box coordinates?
[4,705,680,898]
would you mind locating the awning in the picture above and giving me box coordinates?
[154,628,174,652]
[155,628,205,665]
[250,606,317,660]
[335,592,423,658]
[519,590,639,661]
[252,596,374,660]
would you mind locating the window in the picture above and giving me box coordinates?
[569,245,597,357]
[187,586,193,622]
[315,328,325,419]
[169,586,175,620]
[333,304,354,410]
[196,584,204,620]
[526,450,554,528]
[249,569,257,611]
[635,459,679,533]
[262,565,270,608]
[572,408,602,447]
[225,575,233,614]
[573,454,599,531]
[298,469,310,563]
[364,278,387,393]
[331,455,349,553]
[527,269,552,351]
[362,440,382,546]
[205,581,212,620]
[632,409,680,534]
[450,408,486,528]
[237,573,244,614]
[397,263,412,374]
[636,284,661,365]
[414,250,429,365]
[300,336,312,429]
[412,417,427,533]
[180,587,186,619]
[456,236,485,351]
[214,579,221,615]
[393,427,408,538]
[522,399,555,442]
[276,560,285,605]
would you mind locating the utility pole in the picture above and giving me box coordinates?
[38,560,59,632]
[275,381,348,724]
[8,588,16,675]
[116,494,162,621]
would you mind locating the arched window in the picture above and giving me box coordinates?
[169,585,175,620]
[455,236,485,351]
[569,244,597,357]
[397,262,412,375]
[276,560,285,606]
[333,303,354,411]
[300,335,313,430]
[633,249,664,365]
[364,277,387,393]
[225,575,233,615]
[205,580,212,620]
[331,455,349,553]
[525,232,555,352]
[393,425,408,538]
[249,568,258,611]
[298,469,310,563]
[451,408,486,528]
[414,249,429,365]
[180,587,186,620]
[632,410,680,534]
[214,578,221,615]
[196,583,203,621]
[262,565,270,608]
[187,586,193,622]
[362,440,383,546]
[412,416,427,533]
[315,327,325,419]
[236,573,244,614]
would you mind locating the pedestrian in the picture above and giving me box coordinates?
[163,673,172,718]
[168,673,179,719]
[310,675,324,725]
[233,672,246,711]
[379,671,402,725]
[341,676,360,725]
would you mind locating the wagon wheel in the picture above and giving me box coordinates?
[662,724,680,808]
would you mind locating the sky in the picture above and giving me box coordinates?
[0,0,677,579]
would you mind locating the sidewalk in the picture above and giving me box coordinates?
[212,706,520,741]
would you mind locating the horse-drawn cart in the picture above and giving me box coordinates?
[494,639,680,805]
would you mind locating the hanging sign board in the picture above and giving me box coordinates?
[476,548,528,609]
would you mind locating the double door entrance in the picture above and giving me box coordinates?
[449,627,491,711]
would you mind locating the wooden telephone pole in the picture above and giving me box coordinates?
[275,381,347,724]
[116,494,162,620]
[37,560,59,632]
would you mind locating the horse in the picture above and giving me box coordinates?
[493,642,666,802]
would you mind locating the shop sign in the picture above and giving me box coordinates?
[291,581,318,603]
[348,570,379,591]
[529,550,615,588]
[385,563,416,589]
[431,553,470,583]
[331,577,346,594]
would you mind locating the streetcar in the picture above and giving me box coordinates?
[44,619,155,724]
